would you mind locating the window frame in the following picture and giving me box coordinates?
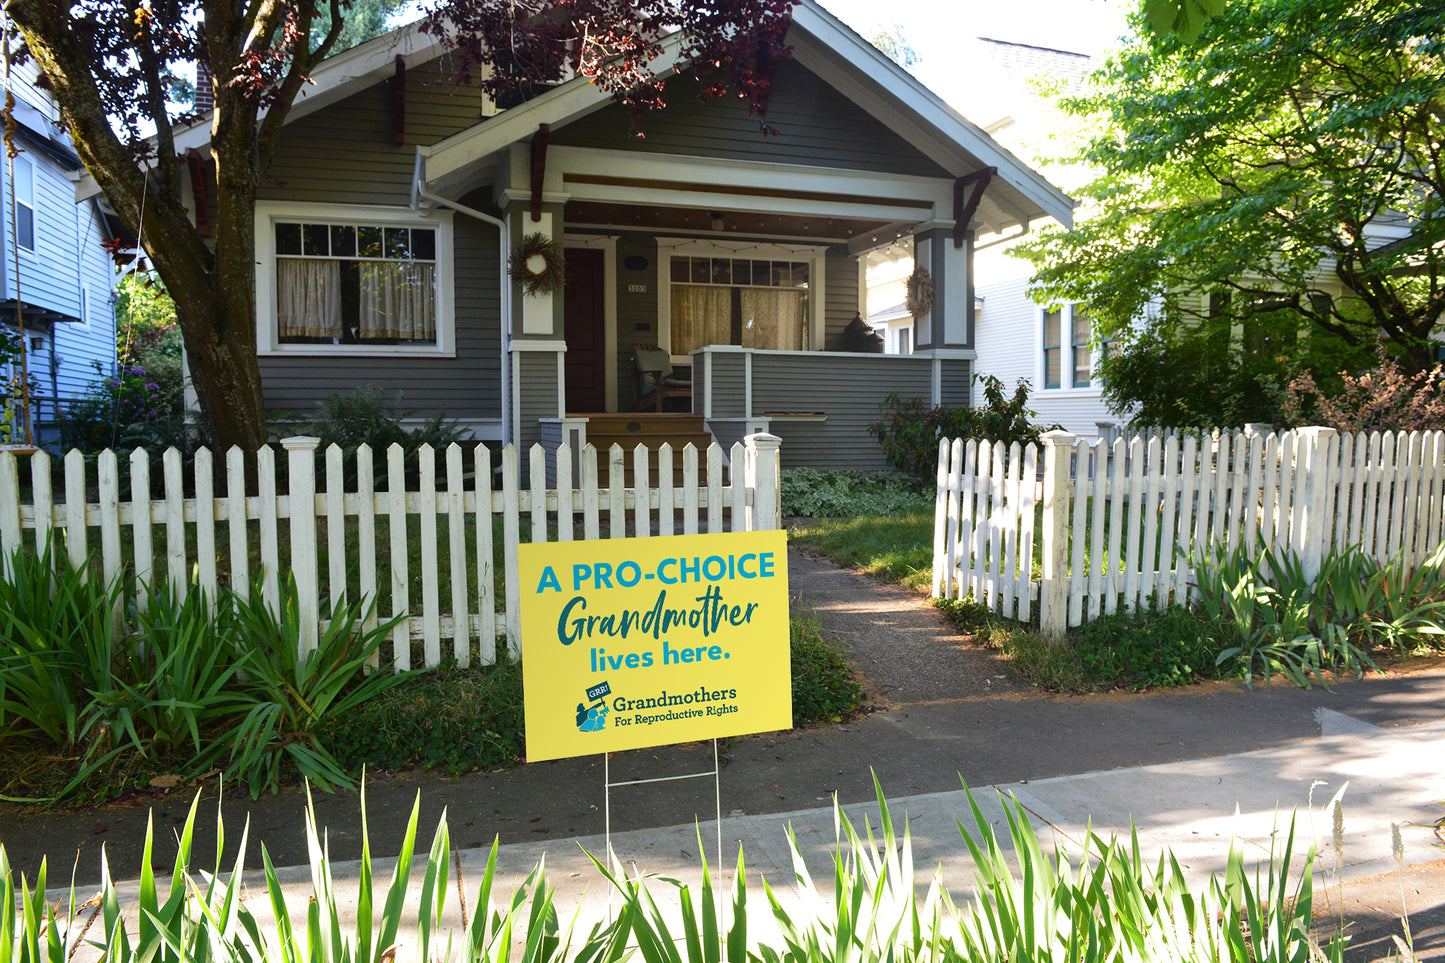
[254,201,456,358]
[13,154,35,253]
[1070,306,1092,388]
[1042,308,1062,390]
[656,237,827,363]
[1041,303,1100,393]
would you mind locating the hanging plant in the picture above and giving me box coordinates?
[510,232,566,297]
[905,265,934,318]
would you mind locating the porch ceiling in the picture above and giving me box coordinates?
[564,201,898,243]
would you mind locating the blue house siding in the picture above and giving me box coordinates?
[1,70,117,436]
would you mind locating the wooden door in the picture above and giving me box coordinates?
[564,248,606,412]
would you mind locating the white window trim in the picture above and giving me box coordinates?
[13,154,35,253]
[655,237,827,363]
[1039,303,1103,394]
[254,201,456,358]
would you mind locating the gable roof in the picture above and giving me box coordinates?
[76,0,1074,232]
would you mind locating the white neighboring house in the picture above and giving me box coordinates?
[864,240,915,354]
[962,38,1119,439]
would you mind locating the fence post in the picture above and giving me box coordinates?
[1040,430,1075,641]
[744,432,782,531]
[283,436,321,656]
[1295,426,1338,583]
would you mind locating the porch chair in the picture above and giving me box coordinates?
[630,344,692,412]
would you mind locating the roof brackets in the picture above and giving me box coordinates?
[953,167,995,249]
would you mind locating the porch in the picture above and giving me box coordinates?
[545,343,974,484]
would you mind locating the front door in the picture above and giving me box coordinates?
[564,248,606,412]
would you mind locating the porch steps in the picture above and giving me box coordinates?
[574,413,716,486]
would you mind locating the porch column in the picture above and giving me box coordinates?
[502,191,569,479]
[912,225,973,351]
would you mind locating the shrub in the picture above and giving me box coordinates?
[1072,605,1229,689]
[321,659,525,775]
[1193,539,1445,687]
[290,386,477,490]
[780,467,930,517]
[56,362,192,455]
[868,375,1060,485]
[790,616,865,723]
[1282,348,1445,432]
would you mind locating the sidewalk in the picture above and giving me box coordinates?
[5,547,1445,960]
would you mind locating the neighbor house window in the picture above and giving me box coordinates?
[669,255,809,355]
[13,154,34,252]
[1071,306,1092,387]
[1043,308,1062,388]
[1043,304,1094,389]
[255,203,454,356]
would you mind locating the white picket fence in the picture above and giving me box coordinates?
[932,427,1445,637]
[0,434,782,671]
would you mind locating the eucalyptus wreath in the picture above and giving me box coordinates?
[510,232,566,297]
[905,266,934,318]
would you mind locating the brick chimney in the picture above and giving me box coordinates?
[194,28,214,115]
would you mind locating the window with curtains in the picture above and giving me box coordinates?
[668,255,809,356]
[274,221,438,345]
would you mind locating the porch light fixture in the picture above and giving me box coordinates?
[710,212,725,231]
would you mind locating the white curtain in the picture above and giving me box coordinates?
[670,285,732,355]
[359,262,437,341]
[277,259,341,339]
[740,288,805,350]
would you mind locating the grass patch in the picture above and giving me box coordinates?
[789,511,935,591]
[321,658,525,775]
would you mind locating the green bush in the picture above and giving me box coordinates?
[322,659,525,775]
[1196,539,1445,687]
[1073,605,1230,689]
[56,362,192,455]
[289,386,477,490]
[0,546,416,802]
[780,467,930,517]
[790,617,865,724]
[868,375,1061,485]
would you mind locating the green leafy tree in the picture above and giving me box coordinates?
[867,23,919,70]
[1020,0,1445,427]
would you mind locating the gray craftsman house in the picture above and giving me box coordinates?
[87,0,1072,471]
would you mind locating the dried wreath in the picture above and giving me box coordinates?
[905,265,934,318]
[510,232,566,297]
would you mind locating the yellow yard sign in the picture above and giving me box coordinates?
[519,530,791,762]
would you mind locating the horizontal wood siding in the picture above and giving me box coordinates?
[259,60,486,206]
[8,139,85,315]
[517,352,559,450]
[749,354,933,470]
[258,211,502,422]
[550,59,949,178]
[940,360,972,407]
[821,247,858,350]
[49,201,118,406]
[710,352,746,416]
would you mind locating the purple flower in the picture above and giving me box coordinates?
[145,383,159,391]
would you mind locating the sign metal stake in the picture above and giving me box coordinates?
[603,740,725,933]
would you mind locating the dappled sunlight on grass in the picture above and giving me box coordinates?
[788,511,934,592]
